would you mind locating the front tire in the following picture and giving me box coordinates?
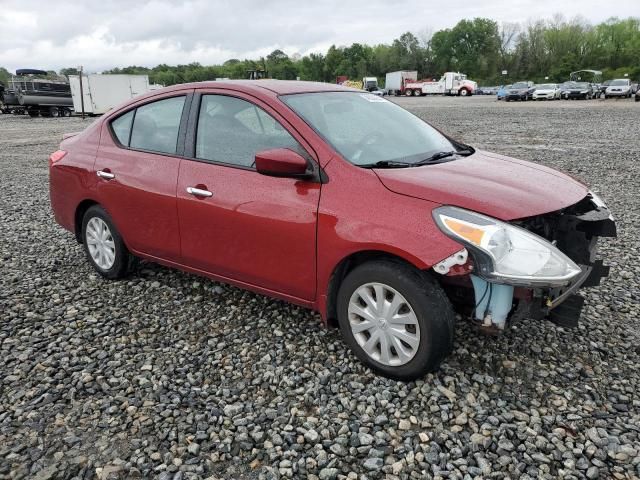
[81,205,131,279]
[336,260,455,380]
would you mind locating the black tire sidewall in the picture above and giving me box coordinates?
[81,205,129,279]
[336,260,454,380]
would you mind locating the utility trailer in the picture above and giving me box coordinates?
[69,74,152,115]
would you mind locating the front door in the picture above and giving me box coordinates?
[176,92,320,301]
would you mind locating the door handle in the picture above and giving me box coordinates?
[97,170,115,180]
[186,186,213,197]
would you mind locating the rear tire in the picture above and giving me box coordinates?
[81,205,131,279]
[336,260,455,380]
[404,89,413,97]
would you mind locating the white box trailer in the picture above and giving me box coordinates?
[69,74,152,115]
[385,71,418,96]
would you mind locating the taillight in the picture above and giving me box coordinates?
[49,150,67,165]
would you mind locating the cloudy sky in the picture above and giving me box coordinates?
[1,0,639,73]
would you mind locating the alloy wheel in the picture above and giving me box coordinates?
[348,282,420,366]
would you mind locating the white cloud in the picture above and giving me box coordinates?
[0,0,638,73]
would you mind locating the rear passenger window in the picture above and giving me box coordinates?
[196,95,302,168]
[111,110,134,145]
[129,96,185,155]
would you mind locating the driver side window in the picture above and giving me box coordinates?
[196,95,302,168]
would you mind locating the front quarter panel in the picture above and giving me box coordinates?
[316,158,462,317]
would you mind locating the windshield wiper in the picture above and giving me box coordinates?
[359,148,473,169]
[359,160,413,169]
[414,149,473,165]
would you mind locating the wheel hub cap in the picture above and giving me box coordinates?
[348,282,420,366]
[86,217,116,270]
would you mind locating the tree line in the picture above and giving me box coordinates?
[1,16,639,88]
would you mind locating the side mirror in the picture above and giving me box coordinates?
[255,148,312,179]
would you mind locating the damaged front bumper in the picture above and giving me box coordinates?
[437,193,617,331]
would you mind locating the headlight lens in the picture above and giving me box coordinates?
[433,206,581,286]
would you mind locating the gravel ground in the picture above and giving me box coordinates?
[1,96,639,480]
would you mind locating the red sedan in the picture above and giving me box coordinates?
[49,81,615,379]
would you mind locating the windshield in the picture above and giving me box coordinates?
[610,79,629,86]
[281,92,458,166]
[575,82,590,88]
[511,82,529,89]
[536,84,556,89]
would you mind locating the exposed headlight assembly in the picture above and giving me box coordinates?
[433,206,581,287]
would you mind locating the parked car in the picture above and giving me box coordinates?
[496,85,511,100]
[532,83,561,100]
[636,88,640,102]
[559,81,576,99]
[49,80,616,380]
[604,79,632,98]
[598,80,611,98]
[564,82,594,100]
[505,81,535,101]
[477,86,497,95]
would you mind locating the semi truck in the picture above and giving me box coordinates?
[385,71,477,97]
[69,74,153,115]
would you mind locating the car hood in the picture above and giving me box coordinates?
[507,89,528,93]
[374,150,589,221]
[534,89,555,93]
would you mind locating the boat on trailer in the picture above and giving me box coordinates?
[1,69,73,117]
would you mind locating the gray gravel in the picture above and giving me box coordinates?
[1,96,639,480]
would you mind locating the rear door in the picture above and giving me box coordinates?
[176,90,321,301]
[94,91,192,261]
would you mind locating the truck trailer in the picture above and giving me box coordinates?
[69,74,153,115]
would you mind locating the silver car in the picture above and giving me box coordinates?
[604,79,632,98]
